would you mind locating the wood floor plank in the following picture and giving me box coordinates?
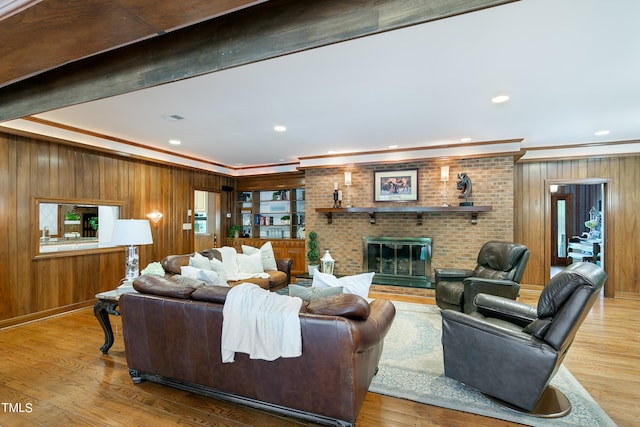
[0,288,638,426]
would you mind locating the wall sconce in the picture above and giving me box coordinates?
[147,210,163,223]
[441,166,450,206]
[344,171,352,208]
[550,184,559,194]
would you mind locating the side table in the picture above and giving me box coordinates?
[94,290,120,354]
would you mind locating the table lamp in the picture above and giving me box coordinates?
[110,219,153,282]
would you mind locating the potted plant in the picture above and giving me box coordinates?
[307,230,319,276]
[89,216,99,231]
[229,225,243,239]
[64,212,79,220]
[280,215,290,225]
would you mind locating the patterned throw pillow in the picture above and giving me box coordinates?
[288,284,343,301]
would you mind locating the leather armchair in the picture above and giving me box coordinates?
[435,241,530,313]
[441,262,607,416]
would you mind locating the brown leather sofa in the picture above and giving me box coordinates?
[120,274,396,426]
[160,247,292,292]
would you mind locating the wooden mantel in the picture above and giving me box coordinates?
[316,206,492,225]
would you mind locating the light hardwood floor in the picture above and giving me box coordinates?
[0,286,638,426]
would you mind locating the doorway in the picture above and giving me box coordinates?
[194,190,221,252]
[548,180,606,283]
[551,192,573,267]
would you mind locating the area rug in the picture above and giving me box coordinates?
[368,301,616,427]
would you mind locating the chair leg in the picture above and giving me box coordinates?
[484,385,572,418]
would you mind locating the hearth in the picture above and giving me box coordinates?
[363,236,432,288]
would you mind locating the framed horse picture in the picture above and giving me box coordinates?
[374,169,418,202]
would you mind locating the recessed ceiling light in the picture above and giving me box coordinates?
[388,145,399,149]
[274,125,287,132]
[491,95,510,104]
[460,137,472,142]
[169,139,181,145]
[594,130,610,136]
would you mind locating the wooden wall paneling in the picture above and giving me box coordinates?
[516,155,640,299]
[618,157,638,296]
[0,130,237,325]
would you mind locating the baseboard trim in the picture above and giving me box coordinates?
[0,300,94,330]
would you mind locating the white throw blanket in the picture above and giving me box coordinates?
[221,283,302,363]
[217,246,269,281]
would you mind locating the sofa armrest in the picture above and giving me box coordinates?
[435,268,474,284]
[353,299,396,352]
[462,277,520,314]
[473,293,537,326]
[276,257,293,285]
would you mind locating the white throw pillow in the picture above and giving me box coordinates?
[209,257,229,283]
[242,241,278,271]
[236,251,264,274]
[181,266,228,286]
[312,271,375,299]
[189,252,212,270]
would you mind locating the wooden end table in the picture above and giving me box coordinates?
[94,290,120,354]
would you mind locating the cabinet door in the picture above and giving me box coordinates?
[194,191,207,212]
[287,245,307,276]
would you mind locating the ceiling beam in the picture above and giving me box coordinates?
[0,0,518,122]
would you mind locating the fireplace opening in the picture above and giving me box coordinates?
[363,236,432,288]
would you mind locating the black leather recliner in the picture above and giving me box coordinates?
[435,241,530,313]
[440,262,607,416]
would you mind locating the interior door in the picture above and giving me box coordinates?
[194,190,221,251]
[551,193,573,266]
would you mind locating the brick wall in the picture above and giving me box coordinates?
[304,156,514,278]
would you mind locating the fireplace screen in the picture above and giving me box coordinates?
[363,236,432,288]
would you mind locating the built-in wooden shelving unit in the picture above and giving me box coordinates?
[316,206,492,225]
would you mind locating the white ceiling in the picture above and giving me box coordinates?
[4,0,640,175]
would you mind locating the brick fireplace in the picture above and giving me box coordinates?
[304,157,514,278]
[363,236,432,288]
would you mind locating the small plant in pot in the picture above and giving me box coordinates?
[229,225,243,238]
[307,230,320,276]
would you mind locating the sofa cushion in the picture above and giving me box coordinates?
[140,261,166,276]
[180,266,228,287]
[242,241,278,271]
[312,271,375,299]
[267,270,287,286]
[228,277,270,289]
[190,252,213,270]
[191,285,231,304]
[161,254,192,275]
[210,257,228,283]
[304,293,371,320]
[237,251,265,274]
[133,274,202,298]
[289,284,343,301]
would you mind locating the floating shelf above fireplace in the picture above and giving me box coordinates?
[316,206,492,225]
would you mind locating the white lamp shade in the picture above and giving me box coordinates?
[111,219,153,246]
[441,165,450,181]
[344,171,352,186]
